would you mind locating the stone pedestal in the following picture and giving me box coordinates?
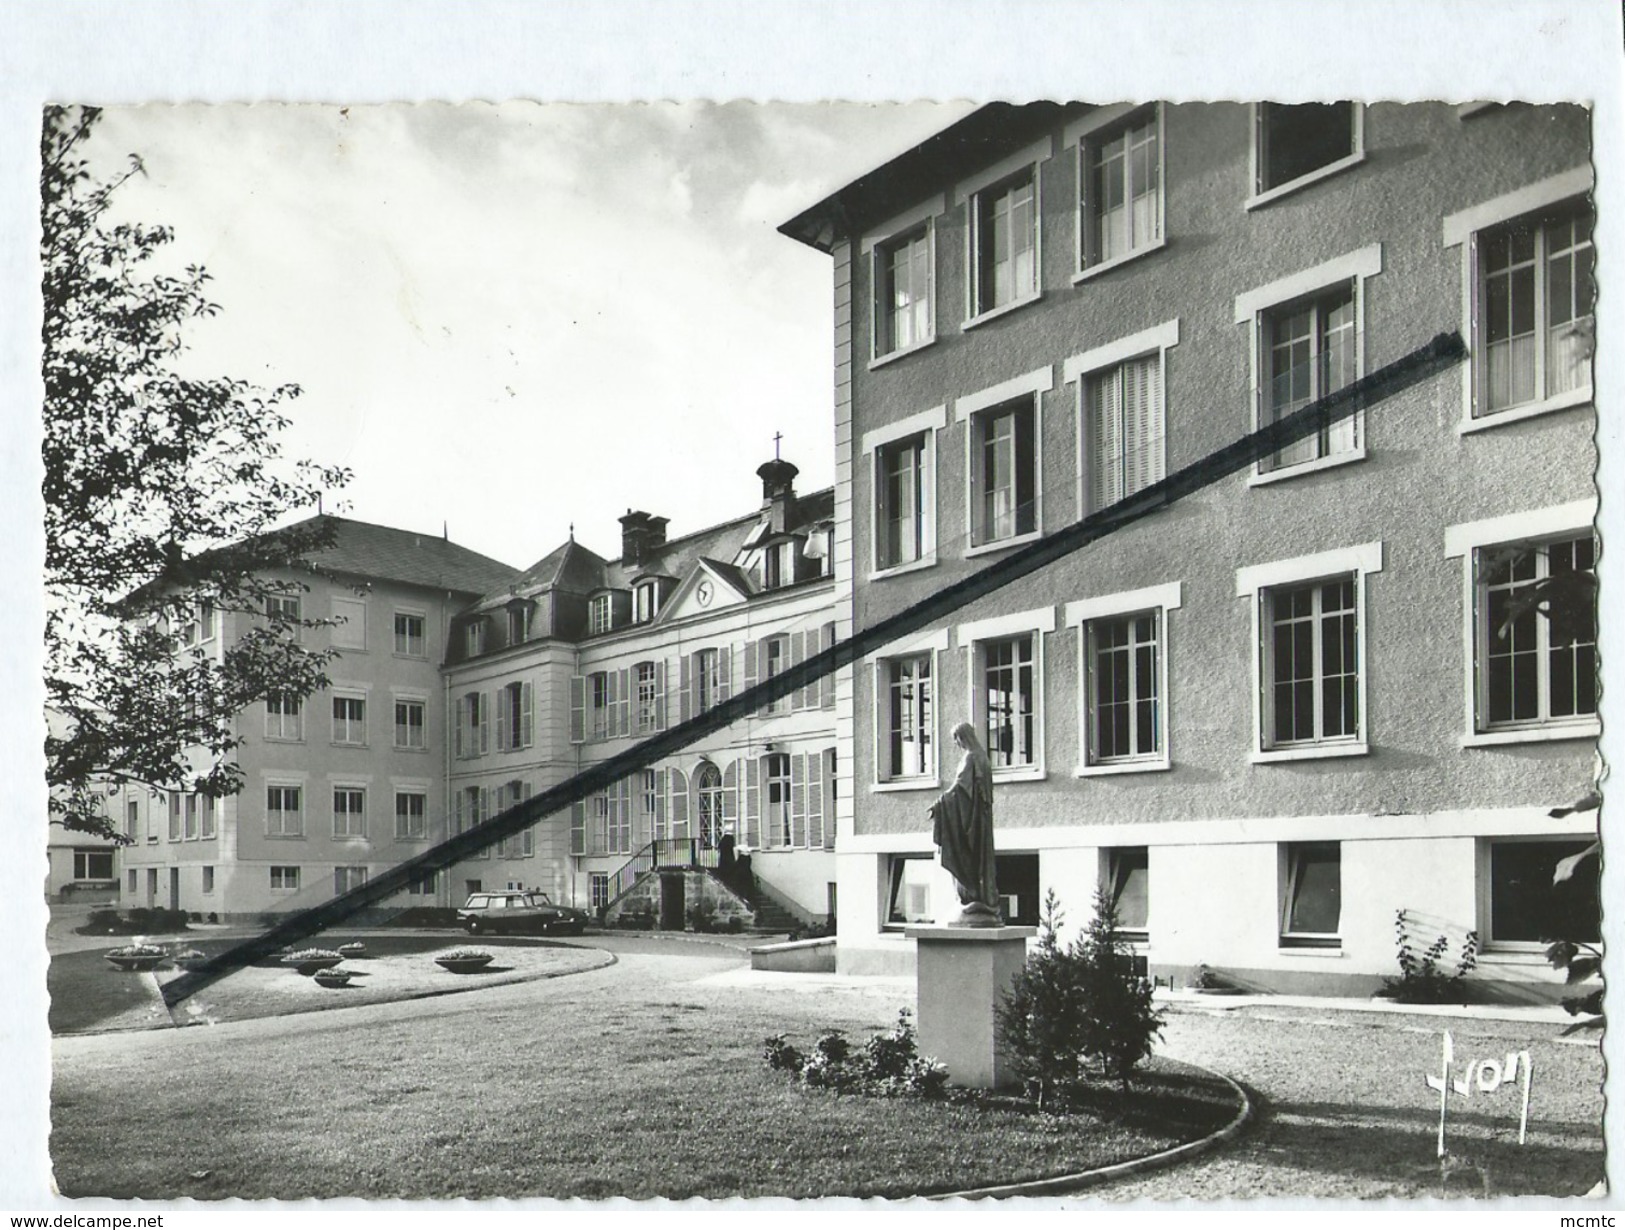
[905,924,1037,1089]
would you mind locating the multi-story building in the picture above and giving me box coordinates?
[44,710,122,904]
[780,101,1599,996]
[117,516,519,920]
[440,457,839,926]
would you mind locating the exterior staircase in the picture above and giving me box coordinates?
[599,837,808,933]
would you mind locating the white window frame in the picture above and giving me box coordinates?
[863,404,946,579]
[1236,542,1382,763]
[395,789,428,840]
[507,604,531,645]
[1279,841,1343,950]
[1477,835,1600,953]
[864,196,942,367]
[1064,319,1178,513]
[1065,582,1182,776]
[394,696,427,750]
[957,135,1052,328]
[465,618,486,657]
[393,609,427,657]
[500,680,532,751]
[1235,245,1380,485]
[332,785,367,841]
[956,607,1055,782]
[266,783,304,838]
[1442,167,1594,433]
[1444,499,1599,747]
[589,594,613,636]
[634,581,660,624]
[1246,102,1366,210]
[1100,846,1151,943]
[1068,103,1167,282]
[331,690,367,747]
[270,865,300,892]
[956,366,1053,557]
[589,671,611,740]
[265,692,303,742]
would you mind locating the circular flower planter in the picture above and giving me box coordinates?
[282,950,345,976]
[105,950,166,972]
[337,943,367,958]
[172,950,209,970]
[313,969,354,988]
[435,953,494,974]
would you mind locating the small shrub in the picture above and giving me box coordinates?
[205,912,219,924]
[281,948,342,963]
[1380,910,1478,1004]
[107,943,165,958]
[85,909,122,934]
[438,947,493,962]
[762,1034,804,1073]
[762,1010,948,1100]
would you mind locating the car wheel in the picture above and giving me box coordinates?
[466,919,483,935]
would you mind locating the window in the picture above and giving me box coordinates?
[1085,353,1164,510]
[1280,842,1341,948]
[333,787,366,839]
[886,856,941,926]
[635,661,662,733]
[202,866,214,894]
[693,648,722,715]
[1252,102,1361,200]
[1258,285,1357,472]
[465,618,486,657]
[763,540,795,590]
[393,612,426,656]
[764,754,792,847]
[1238,542,1380,760]
[183,794,199,840]
[199,795,216,839]
[969,398,1037,547]
[981,634,1038,773]
[334,866,368,895]
[642,769,663,839]
[1086,612,1162,766]
[874,225,933,358]
[168,794,182,841]
[266,785,302,837]
[696,764,724,849]
[763,636,788,713]
[1484,838,1599,948]
[609,782,632,855]
[995,852,1040,927]
[332,597,366,650]
[459,691,488,758]
[882,654,933,781]
[270,865,300,891]
[877,434,927,570]
[589,594,613,636]
[395,791,427,839]
[589,873,610,912]
[507,604,531,645]
[590,672,611,740]
[124,798,138,841]
[970,169,1038,317]
[1080,107,1162,270]
[265,693,303,741]
[267,593,301,624]
[332,694,366,746]
[73,849,114,880]
[394,699,426,750]
[1476,534,1596,734]
[127,869,137,893]
[634,581,660,623]
[499,680,533,750]
[1477,201,1593,419]
[1104,847,1149,942]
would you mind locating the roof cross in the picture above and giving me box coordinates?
[773,431,783,460]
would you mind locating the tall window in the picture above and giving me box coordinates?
[266,785,302,837]
[465,619,485,657]
[765,753,792,847]
[1082,109,1161,268]
[636,661,661,733]
[393,612,425,656]
[694,648,721,715]
[642,769,663,840]
[696,763,724,849]
[1254,102,1359,196]
[589,873,610,912]
[1105,847,1150,942]
[507,604,531,645]
[875,226,933,356]
[972,169,1038,316]
[590,672,611,740]
[1264,577,1358,748]
[1260,285,1357,471]
[883,654,933,780]
[500,680,531,750]
[265,693,303,741]
[589,594,613,636]
[634,581,660,623]
[1477,535,1596,731]
[332,695,367,746]
[876,434,927,570]
[1086,612,1162,765]
[970,398,1037,547]
[609,784,632,855]
[1280,842,1341,948]
[982,634,1037,771]
[763,636,787,713]
[124,798,139,841]
[1477,202,1593,417]
[1087,354,1164,510]
[763,540,795,590]
[332,787,366,839]
[394,699,426,749]
[395,791,427,840]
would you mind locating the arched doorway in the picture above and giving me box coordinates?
[695,762,724,849]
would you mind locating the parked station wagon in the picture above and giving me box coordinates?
[457,891,589,936]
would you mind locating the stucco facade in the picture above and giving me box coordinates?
[781,101,1599,996]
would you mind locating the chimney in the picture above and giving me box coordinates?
[619,510,669,567]
[756,458,799,535]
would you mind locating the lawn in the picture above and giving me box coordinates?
[50,959,1240,1201]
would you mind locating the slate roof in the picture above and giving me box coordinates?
[278,515,520,596]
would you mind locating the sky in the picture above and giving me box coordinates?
[78,101,975,571]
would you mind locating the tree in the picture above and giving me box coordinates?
[42,105,349,841]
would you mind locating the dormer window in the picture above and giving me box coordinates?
[589,594,613,636]
[507,604,531,646]
[763,540,796,590]
[466,618,486,658]
[634,580,661,623]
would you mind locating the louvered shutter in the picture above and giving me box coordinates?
[617,668,632,737]
[653,661,666,730]
[822,751,836,849]
[765,759,785,848]
[717,647,732,701]
[496,688,509,752]
[744,758,760,848]
[679,655,692,724]
[569,676,586,743]
[479,694,491,754]
[621,777,635,851]
[669,768,689,838]
[1091,369,1122,511]
[820,623,836,709]
[521,782,534,855]
[722,760,738,832]
[569,800,585,855]
[1123,353,1162,498]
[791,753,808,848]
[591,794,607,855]
[744,639,761,715]
[790,631,807,711]
[653,767,666,840]
[454,699,466,758]
[452,789,463,837]
[807,755,824,849]
[521,682,534,748]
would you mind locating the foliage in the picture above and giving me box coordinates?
[106,943,165,958]
[77,906,189,935]
[42,105,350,841]
[1544,804,1603,1034]
[438,948,493,962]
[997,889,1165,1105]
[281,949,342,963]
[1379,910,1478,1004]
[762,1009,949,1100]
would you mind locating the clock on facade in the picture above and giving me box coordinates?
[696,579,713,607]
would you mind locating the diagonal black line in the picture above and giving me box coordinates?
[162,330,1465,1007]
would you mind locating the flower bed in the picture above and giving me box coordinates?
[312,968,354,988]
[104,944,166,972]
[281,948,344,975]
[435,948,494,974]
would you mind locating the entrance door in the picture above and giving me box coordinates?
[659,872,685,931]
[146,868,158,907]
[696,764,723,849]
[169,867,180,911]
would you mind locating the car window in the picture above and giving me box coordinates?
[487,897,506,910]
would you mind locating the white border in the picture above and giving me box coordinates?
[1065,581,1183,776]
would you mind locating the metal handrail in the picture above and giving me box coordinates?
[601,836,722,915]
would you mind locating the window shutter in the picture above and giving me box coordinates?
[807,755,824,849]
[569,675,586,743]
[478,787,489,826]
[744,758,761,848]
[669,768,689,838]
[591,794,608,854]
[820,622,836,710]
[791,753,808,848]
[521,782,534,855]
[496,688,510,752]
[653,660,666,730]
[1124,353,1162,496]
[789,632,807,710]
[679,655,692,724]
[569,800,585,855]
[455,699,466,758]
[723,760,738,830]
[822,751,836,849]
[452,788,464,837]
[1091,371,1122,510]
[479,693,492,754]
[744,638,760,714]
[521,682,534,748]
[617,668,632,737]
[765,760,785,848]
[718,647,732,701]
[654,768,666,840]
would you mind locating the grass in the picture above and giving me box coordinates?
[50,964,1239,1201]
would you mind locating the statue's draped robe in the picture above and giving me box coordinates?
[929,751,997,908]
